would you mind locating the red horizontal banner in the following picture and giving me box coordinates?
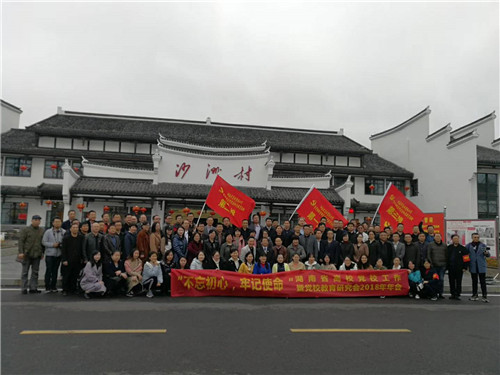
[171,269,409,298]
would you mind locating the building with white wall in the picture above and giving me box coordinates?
[1,107,413,228]
[370,107,499,220]
[1,100,22,134]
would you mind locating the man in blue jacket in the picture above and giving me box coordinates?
[466,233,490,302]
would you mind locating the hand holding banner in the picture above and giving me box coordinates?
[206,175,256,228]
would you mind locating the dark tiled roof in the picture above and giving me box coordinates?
[1,185,39,196]
[1,129,151,163]
[351,198,379,212]
[370,107,430,140]
[450,111,496,135]
[271,171,329,179]
[1,183,62,199]
[274,153,413,178]
[477,146,500,166]
[70,177,344,205]
[26,112,371,155]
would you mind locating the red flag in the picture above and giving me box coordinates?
[296,187,348,228]
[206,175,256,228]
[379,184,425,230]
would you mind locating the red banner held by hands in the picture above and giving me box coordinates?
[171,269,409,298]
[296,187,348,228]
[206,175,256,228]
[379,185,425,229]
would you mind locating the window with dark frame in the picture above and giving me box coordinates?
[1,202,29,225]
[478,173,498,219]
[44,160,65,179]
[4,157,32,177]
[365,178,385,195]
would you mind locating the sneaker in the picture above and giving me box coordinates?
[51,289,58,293]
[126,292,134,297]
[415,294,420,300]
[469,295,479,301]
[83,293,90,299]
[409,293,414,298]
[482,297,489,303]
[146,291,154,298]
[430,296,438,301]
[29,289,41,294]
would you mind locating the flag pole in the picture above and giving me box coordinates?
[289,184,315,222]
[372,182,392,225]
[195,201,207,228]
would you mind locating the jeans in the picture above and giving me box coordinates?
[21,256,41,291]
[44,256,61,290]
[434,266,445,295]
[471,273,487,297]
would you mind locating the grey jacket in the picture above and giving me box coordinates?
[42,228,66,257]
[392,241,405,261]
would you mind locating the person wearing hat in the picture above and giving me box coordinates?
[18,215,45,294]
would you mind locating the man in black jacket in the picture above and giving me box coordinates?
[447,234,469,300]
[61,222,84,295]
[378,231,395,268]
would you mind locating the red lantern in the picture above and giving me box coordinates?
[77,203,85,212]
[19,202,27,209]
[168,210,175,215]
[132,205,140,214]
[259,211,266,217]
[369,184,375,191]
[50,164,58,170]
[45,200,53,207]
[404,186,410,191]
[348,208,355,214]
[182,207,190,214]
[73,167,79,172]
[20,165,28,171]
[140,207,147,213]
[103,205,110,212]
[210,211,216,216]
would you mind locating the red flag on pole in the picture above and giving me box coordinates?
[206,175,256,228]
[378,184,425,229]
[296,187,348,228]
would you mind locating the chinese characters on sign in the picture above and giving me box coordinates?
[171,269,409,298]
[206,164,222,179]
[233,166,252,181]
[175,162,191,179]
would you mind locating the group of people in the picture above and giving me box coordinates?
[17,210,491,301]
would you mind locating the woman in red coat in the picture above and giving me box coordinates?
[187,232,204,266]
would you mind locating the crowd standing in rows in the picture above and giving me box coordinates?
[18,210,491,302]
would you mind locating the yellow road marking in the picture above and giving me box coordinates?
[290,328,411,333]
[20,329,166,335]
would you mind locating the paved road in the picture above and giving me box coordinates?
[2,291,499,375]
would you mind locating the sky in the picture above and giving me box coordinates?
[2,1,499,147]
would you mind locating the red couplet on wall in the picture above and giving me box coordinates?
[171,269,409,298]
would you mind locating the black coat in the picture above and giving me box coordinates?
[339,242,354,265]
[61,234,84,264]
[223,258,241,272]
[319,240,341,264]
[257,246,275,265]
[203,239,219,258]
[366,240,381,266]
[378,241,395,268]
[447,244,469,270]
[403,242,421,269]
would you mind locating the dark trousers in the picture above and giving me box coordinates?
[471,272,487,297]
[104,276,127,295]
[61,263,80,293]
[448,268,464,297]
[434,266,445,295]
[409,281,419,296]
[21,256,41,291]
[44,256,61,290]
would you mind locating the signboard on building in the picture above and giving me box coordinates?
[445,219,498,259]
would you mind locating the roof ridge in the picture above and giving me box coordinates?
[450,111,496,135]
[369,106,431,140]
[60,109,340,136]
